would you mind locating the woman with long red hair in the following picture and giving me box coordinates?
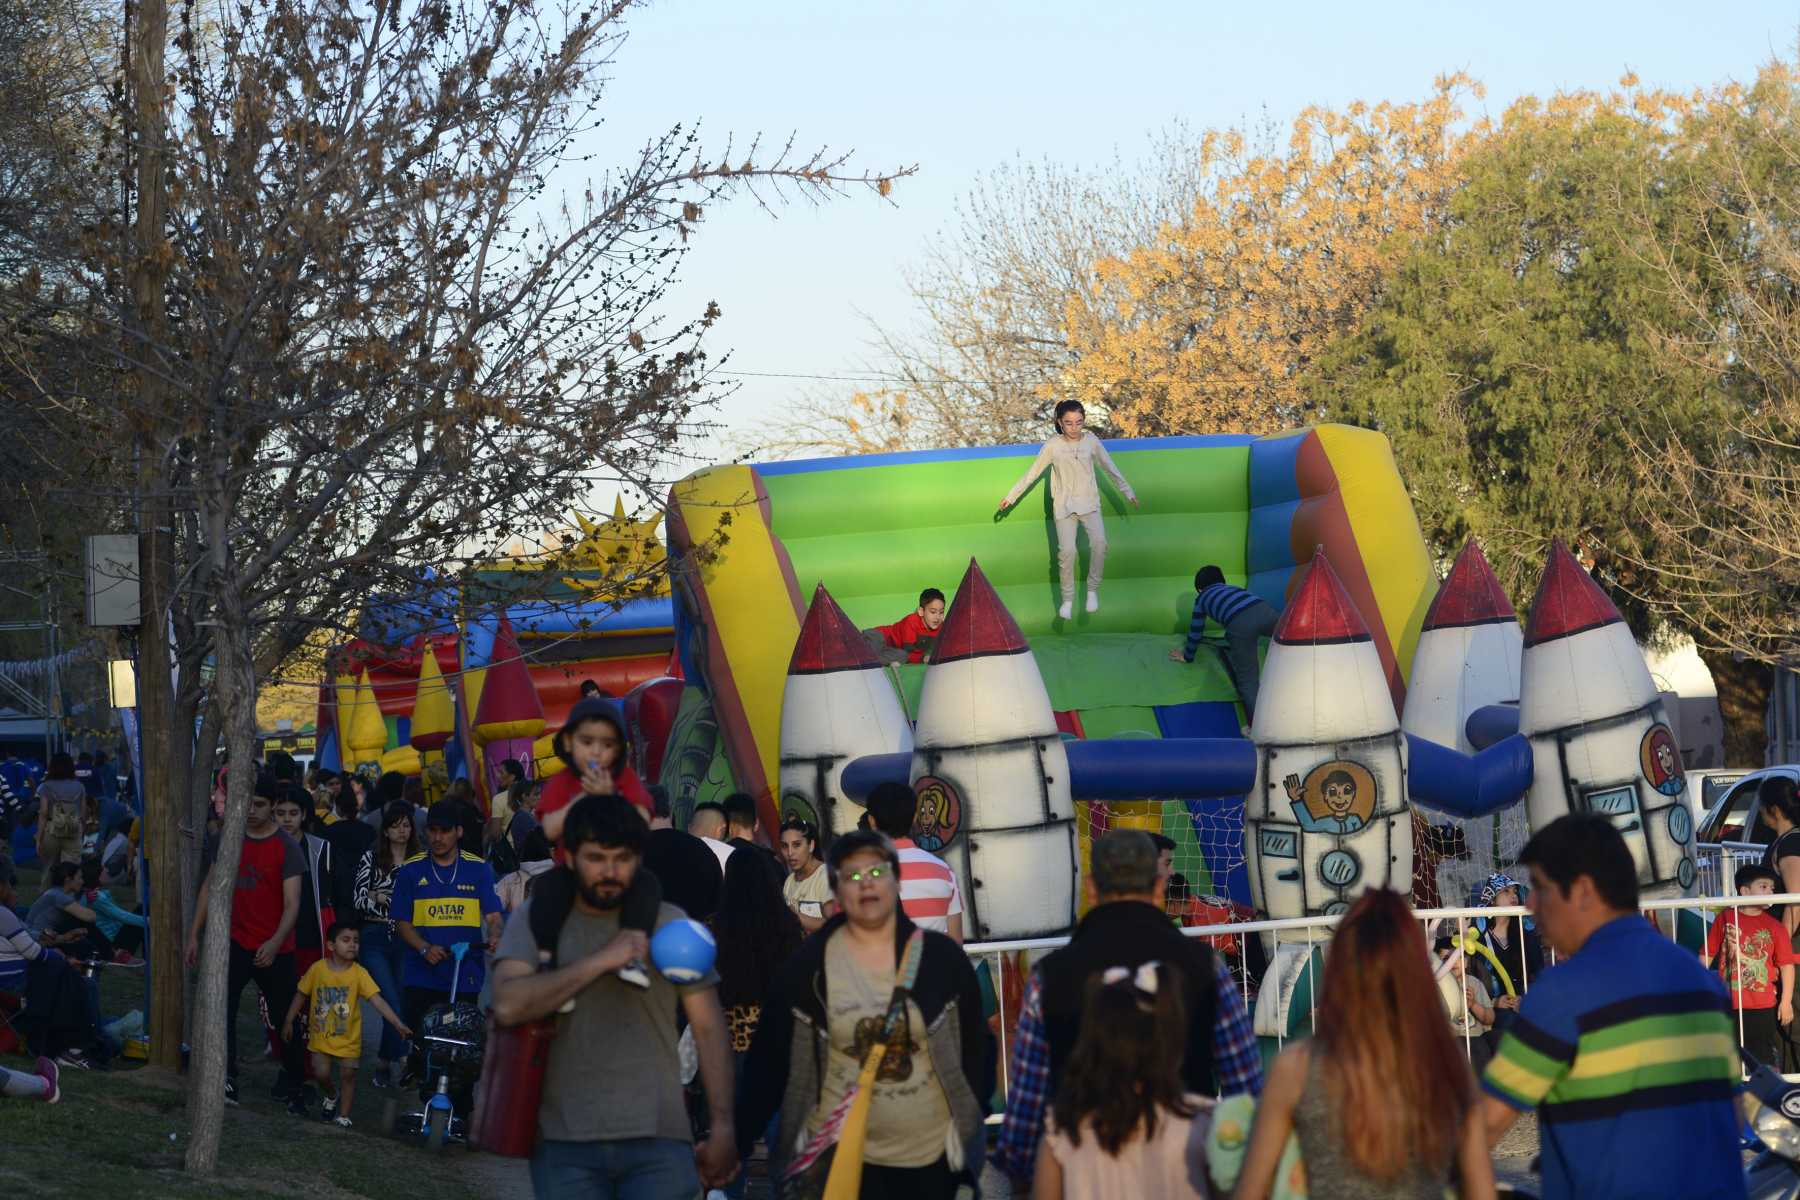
[1232,889,1496,1200]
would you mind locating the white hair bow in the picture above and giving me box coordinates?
[1101,960,1161,996]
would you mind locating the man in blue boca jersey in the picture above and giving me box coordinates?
[392,801,504,1035]
[1168,565,1282,721]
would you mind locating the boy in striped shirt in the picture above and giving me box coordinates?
[1167,565,1280,721]
[1479,815,1743,1200]
[866,782,964,943]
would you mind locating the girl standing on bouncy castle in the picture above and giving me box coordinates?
[997,400,1138,621]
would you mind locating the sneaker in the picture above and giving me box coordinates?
[286,1093,309,1118]
[332,1115,353,1129]
[371,1062,393,1089]
[321,1093,338,1121]
[53,1051,94,1070]
[1085,591,1099,613]
[224,1078,240,1107]
[1057,601,1073,621]
[617,959,652,989]
[34,1056,59,1104]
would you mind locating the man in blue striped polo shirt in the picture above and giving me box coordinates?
[1168,565,1280,721]
[1481,815,1744,1200]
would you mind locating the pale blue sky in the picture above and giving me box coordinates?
[581,1,1800,469]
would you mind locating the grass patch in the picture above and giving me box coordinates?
[8,864,492,1200]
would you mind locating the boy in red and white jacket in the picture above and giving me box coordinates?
[870,587,947,664]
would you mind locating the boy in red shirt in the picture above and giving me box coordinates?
[185,776,308,1106]
[870,587,947,664]
[533,697,660,988]
[1704,863,1795,1070]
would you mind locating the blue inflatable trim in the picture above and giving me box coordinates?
[1406,733,1534,819]
[1464,703,1521,751]
[841,738,1258,803]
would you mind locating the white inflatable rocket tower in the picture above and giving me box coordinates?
[778,583,914,837]
[1518,541,1698,899]
[910,559,1077,941]
[1246,550,1414,925]
[1402,540,1527,901]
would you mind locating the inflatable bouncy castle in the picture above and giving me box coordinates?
[665,427,1449,929]
[309,425,1698,962]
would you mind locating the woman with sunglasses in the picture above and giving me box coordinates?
[736,830,994,1199]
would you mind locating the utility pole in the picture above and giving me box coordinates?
[128,0,181,1073]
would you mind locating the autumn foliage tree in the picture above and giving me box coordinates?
[1063,76,1484,436]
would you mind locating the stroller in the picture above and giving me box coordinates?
[386,941,486,1150]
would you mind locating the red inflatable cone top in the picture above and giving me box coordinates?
[1274,551,1372,645]
[929,559,1030,666]
[789,584,882,675]
[1423,540,1517,631]
[472,613,544,728]
[1523,540,1623,648]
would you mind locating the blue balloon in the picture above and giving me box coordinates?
[651,918,716,984]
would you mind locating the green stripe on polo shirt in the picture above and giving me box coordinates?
[1577,1009,1732,1054]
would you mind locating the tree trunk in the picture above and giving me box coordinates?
[1697,649,1772,767]
[176,682,214,1045]
[130,0,179,1073]
[183,603,256,1175]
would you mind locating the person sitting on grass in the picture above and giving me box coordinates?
[0,864,105,1069]
[0,1058,59,1103]
[78,857,145,964]
[282,921,412,1126]
[24,862,102,958]
[868,587,948,665]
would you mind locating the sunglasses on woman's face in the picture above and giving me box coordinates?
[842,866,889,884]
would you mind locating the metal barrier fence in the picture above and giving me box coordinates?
[964,890,1800,1114]
[1696,841,1771,898]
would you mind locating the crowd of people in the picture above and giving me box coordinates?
[0,716,1790,1200]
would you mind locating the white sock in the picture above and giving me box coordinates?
[0,1066,47,1099]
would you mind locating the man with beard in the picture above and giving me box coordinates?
[493,794,739,1198]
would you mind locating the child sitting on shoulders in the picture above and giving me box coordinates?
[867,587,947,665]
[532,696,661,989]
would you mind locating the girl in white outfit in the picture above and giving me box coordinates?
[998,400,1138,620]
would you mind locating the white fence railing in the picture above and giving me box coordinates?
[965,891,1798,1113]
[1696,841,1770,898]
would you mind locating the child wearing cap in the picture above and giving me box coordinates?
[532,697,661,989]
[1704,863,1795,1071]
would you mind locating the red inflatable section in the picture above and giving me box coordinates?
[473,615,544,732]
[1424,540,1516,630]
[625,676,684,785]
[1523,539,1623,648]
[1274,551,1372,646]
[790,584,882,674]
[930,558,1031,665]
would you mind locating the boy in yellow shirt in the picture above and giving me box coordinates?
[282,921,412,1127]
